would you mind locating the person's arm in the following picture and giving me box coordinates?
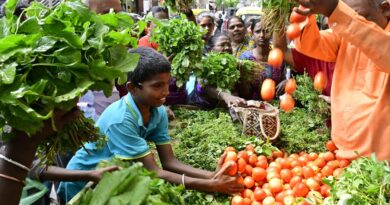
[38,166,118,183]
[204,86,246,107]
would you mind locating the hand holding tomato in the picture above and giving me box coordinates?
[210,173,245,194]
[292,0,339,17]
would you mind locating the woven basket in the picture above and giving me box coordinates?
[232,101,280,141]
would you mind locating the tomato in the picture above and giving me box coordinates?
[267,172,281,181]
[293,183,310,197]
[269,162,283,170]
[280,169,293,183]
[246,164,253,176]
[246,144,255,152]
[252,201,261,205]
[244,176,255,189]
[237,176,244,185]
[275,191,286,202]
[256,159,269,169]
[289,11,307,23]
[289,153,299,160]
[268,48,284,68]
[269,178,283,193]
[253,189,267,202]
[339,159,350,168]
[279,158,291,169]
[225,151,238,163]
[305,177,321,191]
[225,146,236,152]
[302,166,315,179]
[298,156,308,166]
[326,140,337,152]
[283,195,296,205]
[284,189,294,196]
[237,151,250,162]
[313,173,323,182]
[321,165,334,177]
[267,166,281,174]
[232,195,245,205]
[262,196,276,205]
[314,158,326,168]
[280,94,295,112]
[225,160,238,176]
[238,158,247,174]
[272,150,284,158]
[262,183,270,190]
[261,79,276,101]
[292,166,303,177]
[297,201,311,205]
[252,167,267,182]
[242,189,254,199]
[333,168,343,178]
[327,160,340,169]
[307,153,318,161]
[258,155,268,162]
[286,23,301,40]
[289,176,302,188]
[314,71,328,92]
[290,159,301,168]
[323,152,335,162]
[243,198,252,205]
[249,154,258,167]
[320,184,331,197]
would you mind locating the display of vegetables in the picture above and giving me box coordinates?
[152,17,204,86]
[0,0,139,163]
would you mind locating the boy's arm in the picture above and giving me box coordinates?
[38,166,118,182]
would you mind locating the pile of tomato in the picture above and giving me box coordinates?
[224,141,351,205]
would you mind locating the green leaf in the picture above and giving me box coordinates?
[0,62,17,84]
[19,17,41,34]
[34,36,57,52]
[109,45,139,72]
[53,80,93,103]
[41,22,82,49]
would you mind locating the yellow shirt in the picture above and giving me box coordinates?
[295,1,390,161]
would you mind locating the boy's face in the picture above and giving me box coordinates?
[129,72,170,107]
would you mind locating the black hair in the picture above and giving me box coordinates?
[151,6,168,17]
[206,33,229,50]
[197,12,215,24]
[250,18,261,32]
[127,47,171,87]
[227,16,245,28]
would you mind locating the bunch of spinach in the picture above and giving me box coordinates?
[152,17,204,86]
[274,73,330,153]
[0,0,139,162]
[72,162,185,205]
[324,154,390,205]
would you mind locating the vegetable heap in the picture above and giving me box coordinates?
[0,0,139,163]
[152,17,204,86]
[71,161,185,205]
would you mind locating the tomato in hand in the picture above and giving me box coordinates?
[225,160,238,176]
[225,151,238,163]
[290,11,306,23]
[268,48,284,68]
[238,151,249,163]
[286,23,301,40]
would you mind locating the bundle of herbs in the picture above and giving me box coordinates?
[0,0,139,163]
[261,0,296,31]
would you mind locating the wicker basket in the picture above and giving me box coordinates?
[232,101,280,141]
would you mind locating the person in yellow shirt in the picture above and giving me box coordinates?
[292,0,390,161]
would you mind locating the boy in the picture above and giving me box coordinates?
[58,47,243,202]
[292,0,390,161]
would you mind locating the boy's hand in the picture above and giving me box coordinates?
[293,0,339,17]
[90,166,119,183]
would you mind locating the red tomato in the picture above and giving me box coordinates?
[289,154,299,160]
[314,158,326,168]
[267,172,281,181]
[275,191,286,202]
[339,159,350,168]
[246,165,253,176]
[252,201,261,205]
[298,156,308,166]
[286,23,301,40]
[292,166,303,177]
[283,195,296,205]
[243,198,252,205]
[293,183,310,197]
[280,169,293,183]
[246,144,255,152]
[289,176,303,188]
[268,48,284,68]
[269,162,283,170]
[242,189,254,199]
[238,151,250,163]
[313,173,323,183]
[249,154,258,167]
[256,160,269,169]
[289,11,306,23]
[302,166,315,179]
[297,201,311,205]
[307,153,318,161]
[284,189,295,196]
[262,196,276,205]
[305,177,321,191]
[252,167,267,182]
[267,166,281,174]
[314,71,328,92]
[272,150,284,158]
[320,184,331,197]
[225,146,236,152]
[258,155,268,162]
[237,176,244,185]
[323,152,335,162]
[321,165,334,177]
[261,79,276,101]
[327,160,340,169]
[244,176,255,189]
[269,178,283,193]
[225,160,238,176]
[280,94,295,112]
[326,140,337,152]
[225,151,238,163]
[238,158,247,174]
[290,160,301,168]
[232,195,245,205]
[253,189,267,202]
[333,168,343,178]
[280,158,291,169]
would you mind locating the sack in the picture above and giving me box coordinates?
[231,100,280,141]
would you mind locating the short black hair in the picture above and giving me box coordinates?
[151,6,168,17]
[227,16,245,28]
[207,33,229,51]
[250,18,261,32]
[127,47,171,86]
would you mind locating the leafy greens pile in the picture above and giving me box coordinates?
[71,162,185,205]
[152,17,204,86]
[0,0,139,162]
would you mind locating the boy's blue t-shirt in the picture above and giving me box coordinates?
[58,93,171,202]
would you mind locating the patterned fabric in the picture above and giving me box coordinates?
[233,38,255,58]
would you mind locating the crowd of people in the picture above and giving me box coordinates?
[0,0,389,204]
